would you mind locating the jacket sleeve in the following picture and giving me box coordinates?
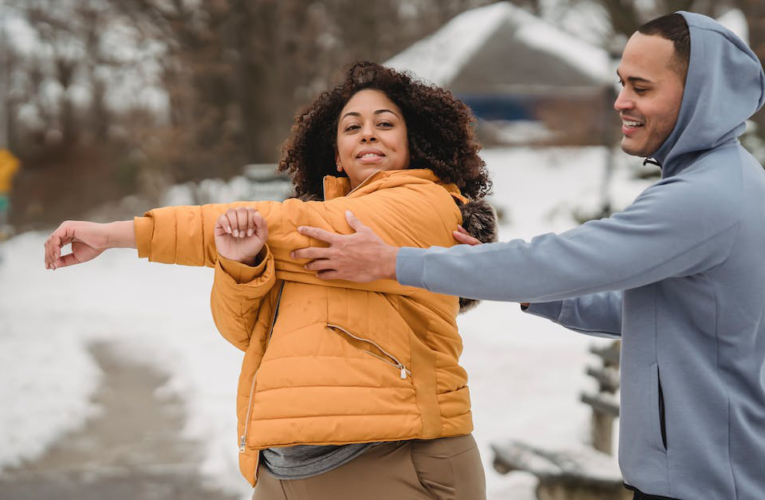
[397,172,740,302]
[134,183,456,296]
[209,248,277,351]
[524,291,623,339]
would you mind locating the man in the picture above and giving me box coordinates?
[292,12,765,500]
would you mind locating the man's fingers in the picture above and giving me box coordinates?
[315,270,340,281]
[297,226,338,244]
[452,229,482,246]
[304,258,335,272]
[345,211,370,233]
[291,246,332,260]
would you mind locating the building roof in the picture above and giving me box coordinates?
[385,1,612,92]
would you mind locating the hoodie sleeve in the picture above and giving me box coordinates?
[524,291,623,339]
[397,171,740,303]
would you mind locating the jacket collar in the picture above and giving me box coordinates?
[322,169,466,203]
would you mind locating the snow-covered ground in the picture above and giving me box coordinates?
[0,146,652,499]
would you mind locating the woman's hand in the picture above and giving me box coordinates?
[214,208,268,265]
[44,220,134,270]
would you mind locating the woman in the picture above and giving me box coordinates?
[44,62,496,499]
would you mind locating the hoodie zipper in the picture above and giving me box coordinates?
[240,282,285,453]
[327,323,411,380]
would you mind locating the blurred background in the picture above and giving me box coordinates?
[0,1,763,499]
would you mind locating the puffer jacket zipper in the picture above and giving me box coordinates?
[240,282,285,453]
[327,323,412,379]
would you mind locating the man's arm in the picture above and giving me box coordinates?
[523,292,623,339]
[295,173,739,304]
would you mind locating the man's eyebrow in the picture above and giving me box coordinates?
[341,109,399,120]
[616,70,653,84]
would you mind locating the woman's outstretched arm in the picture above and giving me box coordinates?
[43,208,268,270]
[44,220,135,270]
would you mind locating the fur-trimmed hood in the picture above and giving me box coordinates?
[457,198,498,313]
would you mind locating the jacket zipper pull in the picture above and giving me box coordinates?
[240,435,246,453]
[400,365,407,379]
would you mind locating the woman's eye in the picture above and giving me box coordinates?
[345,124,360,132]
[378,121,393,128]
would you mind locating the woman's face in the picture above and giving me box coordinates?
[336,89,410,189]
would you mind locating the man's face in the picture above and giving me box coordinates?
[615,32,685,158]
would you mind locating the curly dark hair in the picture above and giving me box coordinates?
[278,61,492,200]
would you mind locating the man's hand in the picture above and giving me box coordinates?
[452,225,482,246]
[214,208,268,265]
[291,211,398,282]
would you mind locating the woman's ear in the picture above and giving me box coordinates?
[335,154,343,172]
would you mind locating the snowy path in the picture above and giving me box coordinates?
[0,343,239,500]
[0,147,649,499]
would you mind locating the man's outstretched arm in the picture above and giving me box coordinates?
[294,173,740,305]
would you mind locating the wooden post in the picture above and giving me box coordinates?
[581,341,621,455]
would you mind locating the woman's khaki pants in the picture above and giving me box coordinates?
[252,434,486,500]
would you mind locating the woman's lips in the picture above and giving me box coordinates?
[357,152,386,163]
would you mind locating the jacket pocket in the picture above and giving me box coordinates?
[327,323,412,380]
[657,366,667,450]
[649,363,668,451]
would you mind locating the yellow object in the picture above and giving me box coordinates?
[0,149,20,193]
[134,169,473,486]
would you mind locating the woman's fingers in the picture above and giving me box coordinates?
[215,214,231,235]
[216,207,265,240]
[250,209,265,239]
[44,224,71,269]
[234,208,248,237]
[224,209,240,236]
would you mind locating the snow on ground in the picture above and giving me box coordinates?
[0,146,652,499]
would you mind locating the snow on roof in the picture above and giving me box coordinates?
[385,1,611,87]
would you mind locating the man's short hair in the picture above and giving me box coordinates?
[638,13,691,83]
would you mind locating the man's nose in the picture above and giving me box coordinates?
[614,88,633,112]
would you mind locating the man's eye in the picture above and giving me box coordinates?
[634,88,648,95]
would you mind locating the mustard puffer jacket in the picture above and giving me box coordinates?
[134,169,473,486]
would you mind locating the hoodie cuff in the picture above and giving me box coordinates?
[522,301,564,322]
[396,247,429,288]
[134,216,154,259]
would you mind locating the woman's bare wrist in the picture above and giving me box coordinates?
[106,221,137,249]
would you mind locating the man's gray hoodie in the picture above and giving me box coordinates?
[397,12,765,499]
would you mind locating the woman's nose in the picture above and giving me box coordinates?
[360,124,377,142]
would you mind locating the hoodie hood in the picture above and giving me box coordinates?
[653,12,765,176]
